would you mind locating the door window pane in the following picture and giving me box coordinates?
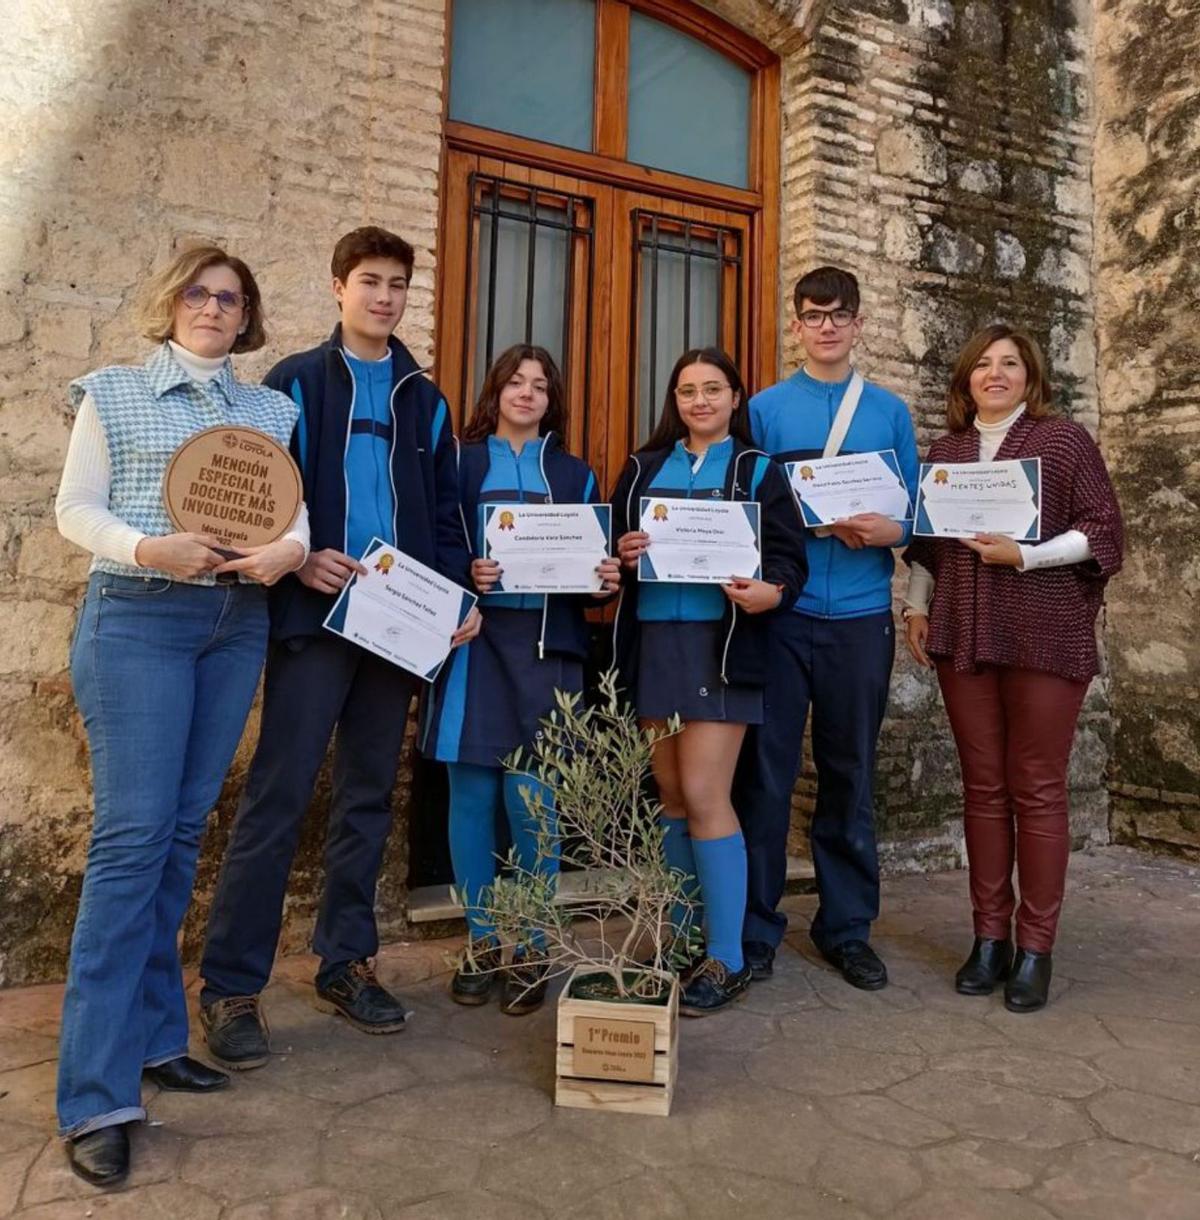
[635,214,741,442]
[450,0,596,152]
[627,12,751,188]
[469,179,594,425]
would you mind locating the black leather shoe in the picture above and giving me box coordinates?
[450,942,501,1006]
[66,1123,130,1187]
[955,937,1013,996]
[200,995,270,1070]
[680,957,752,1016]
[500,950,549,1016]
[143,1055,229,1092]
[1004,948,1052,1013]
[820,939,888,990]
[743,940,776,981]
[315,959,410,1033]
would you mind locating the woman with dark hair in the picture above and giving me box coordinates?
[612,347,808,1016]
[903,323,1123,1012]
[53,246,308,1184]
[421,344,619,1015]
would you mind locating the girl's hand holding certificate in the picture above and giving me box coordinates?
[722,576,784,614]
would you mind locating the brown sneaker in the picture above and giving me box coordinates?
[200,995,270,1070]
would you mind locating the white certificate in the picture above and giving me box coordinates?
[482,502,611,594]
[914,459,1041,541]
[323,538,477,681]
[638,497,761,584]
[786,450,912,527]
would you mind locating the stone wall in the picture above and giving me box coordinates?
[776,0,1107,870]
[1093,0,1200,859]
[0,0,449,984]
[0,0,1145,985]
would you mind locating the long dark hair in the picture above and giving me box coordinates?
[461,344,569,444]
[643,346,753,451]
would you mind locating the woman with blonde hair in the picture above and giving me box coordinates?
[54,245,308,1184]
[903,324,1122,1013]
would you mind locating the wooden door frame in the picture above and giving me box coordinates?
[435,0,780,435]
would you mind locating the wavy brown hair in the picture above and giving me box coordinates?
[643,347,753,451]
[946,323,1054,432]
[134,245,266,353]
[461,345,569,444]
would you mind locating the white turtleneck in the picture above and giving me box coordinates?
[904,403,1092,616]
[55,342,310,568]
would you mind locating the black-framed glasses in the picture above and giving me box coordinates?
[798,307,856,329]
[180,285,247,314]
[675,381,731,404]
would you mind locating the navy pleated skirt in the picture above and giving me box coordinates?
[422,606,583,767]
[635,620,763,724]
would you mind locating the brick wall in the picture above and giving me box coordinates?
[770,0,1107,869]
[0,0,449,984]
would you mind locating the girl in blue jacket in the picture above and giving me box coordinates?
[612,347,808,1016]
[421,344,619,1014]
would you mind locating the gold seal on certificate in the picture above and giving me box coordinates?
[163,425,302,549]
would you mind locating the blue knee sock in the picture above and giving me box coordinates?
[659,816,702,947]
[503,772,559,949]
[447,763,503,942]
[691,832,747,972]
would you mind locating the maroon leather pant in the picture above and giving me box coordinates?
[936,661,1088,954]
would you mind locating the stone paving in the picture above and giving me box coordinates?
[1,845,1198,1220]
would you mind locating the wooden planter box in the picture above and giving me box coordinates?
[555,965,679,1116]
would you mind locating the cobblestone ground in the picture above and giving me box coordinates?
[2,846,1198,1220]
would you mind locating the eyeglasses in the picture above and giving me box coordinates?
[675,381,731,404]
[798,308,857,330]
[180,285,247,314]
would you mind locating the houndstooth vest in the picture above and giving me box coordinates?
[68,343,300,583]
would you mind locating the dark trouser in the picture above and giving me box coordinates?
[735,610,894,951]
[936,661,1087,954]
[200,635,417,1000]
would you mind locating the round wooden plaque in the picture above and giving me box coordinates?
[163,425,302,550]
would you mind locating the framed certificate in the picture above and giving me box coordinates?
[637,497,761,584]
[786,450,912,527]
[914,459,1042,540]
[323,538,477,681]
[482,502,611,594]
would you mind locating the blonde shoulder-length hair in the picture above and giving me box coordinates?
[945,323,1054,432]
[134,245,267,353]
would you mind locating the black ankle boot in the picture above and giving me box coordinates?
[1004,948,1052,1012]
[955,936,1013,996]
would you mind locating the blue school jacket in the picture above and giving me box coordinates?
[610,439,808,693]
[262,325,471,641]
[750,368,919,619]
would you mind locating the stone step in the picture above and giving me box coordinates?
[407,856,816,923]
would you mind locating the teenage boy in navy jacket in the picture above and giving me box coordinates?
[199,227,477,1063]
[736,266,918,990]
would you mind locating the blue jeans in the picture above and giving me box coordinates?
[57,573,268,1137]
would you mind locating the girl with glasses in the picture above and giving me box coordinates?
[53,247,309,1185]
[611,347,808,1015]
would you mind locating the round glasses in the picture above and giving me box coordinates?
[180,285,247,314]
[675,381,731,405]
[798,308,857,329]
